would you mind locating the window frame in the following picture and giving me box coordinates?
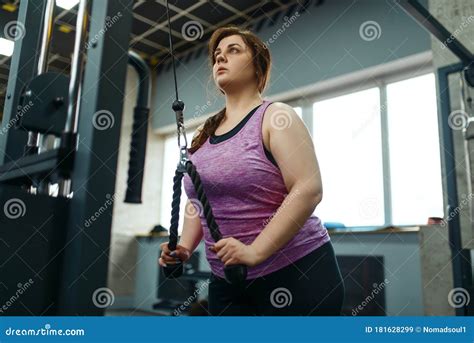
[285,65,438,226]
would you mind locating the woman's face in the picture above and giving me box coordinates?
[212,34,257,92]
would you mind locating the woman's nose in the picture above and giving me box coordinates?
[216,53,226,64]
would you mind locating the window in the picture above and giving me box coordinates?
[160,130,195,235]
[387,73,443,224]
[313,88,384,226]
[293,106,302,118]
[311,72,442,227]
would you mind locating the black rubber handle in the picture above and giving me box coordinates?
[224,264,247,285]
[124,106,149,204]
[163,261,184,279]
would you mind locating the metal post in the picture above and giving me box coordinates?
[56,0,134,315]
[437,63,474,316]
[57,0,89,198]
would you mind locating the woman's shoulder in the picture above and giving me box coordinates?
[261,101,304,151]
[266,101,294,113]
[263,101,303,133]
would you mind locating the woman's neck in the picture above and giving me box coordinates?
[224,88,263,121]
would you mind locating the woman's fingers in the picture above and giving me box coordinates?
[162,255,179,263]
[176,246,191,261]
[220,250,233,263]
[158,244,191,268]
[161,250,181,262]
[160,242,171,253]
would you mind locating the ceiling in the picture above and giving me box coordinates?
[0,0,323,111]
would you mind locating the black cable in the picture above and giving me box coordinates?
[168,169,184,251]
[162,0,247,285]
[165,0,179,102]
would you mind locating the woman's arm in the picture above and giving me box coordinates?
[178,199,204,252]
[250,102,323,263]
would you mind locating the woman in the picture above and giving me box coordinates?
[159,26,345,316]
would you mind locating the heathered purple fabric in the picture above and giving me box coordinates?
[182,100,330,279]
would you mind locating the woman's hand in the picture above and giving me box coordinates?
[158,242,191,267]
[209,237,263,267]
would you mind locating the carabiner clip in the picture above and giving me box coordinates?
[177,124,188,149]
[177,146,189,172]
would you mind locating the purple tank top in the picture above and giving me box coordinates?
[182,100,330,279]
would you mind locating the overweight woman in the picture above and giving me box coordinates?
[159,25,345,316]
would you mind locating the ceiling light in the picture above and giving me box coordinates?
[0,38,14,57]
[55,0,79,10]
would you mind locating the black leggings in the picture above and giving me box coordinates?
[208,240,345,316]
